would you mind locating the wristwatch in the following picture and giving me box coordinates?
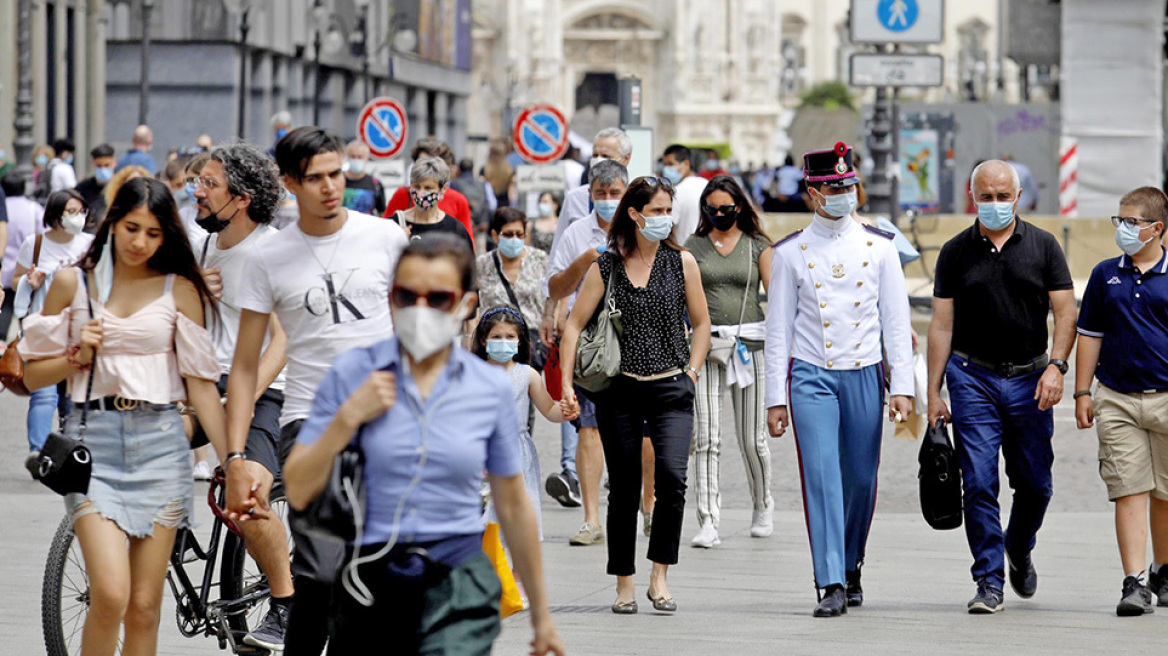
[1048,359,1068,375]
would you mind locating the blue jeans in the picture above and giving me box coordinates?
[946,354,1054,589]
[560,422,578,477]
[27,384,58,451]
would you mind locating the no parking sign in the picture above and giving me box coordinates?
[357,97,409,160]
[512,104,569,165]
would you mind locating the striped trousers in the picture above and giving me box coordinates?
[692,356,773,529]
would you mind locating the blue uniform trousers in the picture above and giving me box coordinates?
[789,359,884,589]
[946,355,1054,589]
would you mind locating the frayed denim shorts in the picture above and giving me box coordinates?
[64,404,193,539]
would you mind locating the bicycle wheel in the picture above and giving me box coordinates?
[219,492,292,639]
[42,515,123,656]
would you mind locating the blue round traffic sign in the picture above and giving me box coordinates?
[877,0,918,33]
[357,97,409,159]
[513,104,569,164]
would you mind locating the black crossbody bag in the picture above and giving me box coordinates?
[35,271,97,496]
[290,428,366,546]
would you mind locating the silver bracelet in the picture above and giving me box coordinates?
[223,451,247,468]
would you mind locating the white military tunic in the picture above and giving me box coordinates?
[764,213,914,407]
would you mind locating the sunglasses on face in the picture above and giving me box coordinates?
[390,285,460,311]
[641,176,676,194]
[701,204,737,218]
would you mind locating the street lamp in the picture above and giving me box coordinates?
[312,0,326,126]
[223,0,253,139]
[139,0,155,126]
[13,0,34,179]
[311,0,373,123]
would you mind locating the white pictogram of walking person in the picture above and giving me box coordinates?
[888,0,909,28]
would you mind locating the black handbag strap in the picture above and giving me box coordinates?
[76,269,98,435]
[200,235,212,268]
[492,251,523,312]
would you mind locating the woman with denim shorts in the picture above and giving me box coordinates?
[23,177,229,656]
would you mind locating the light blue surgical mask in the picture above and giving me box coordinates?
[34,154,48,168]
[498,236,525,259]
[638,212,674,242]
[347,158,367,175]
[0,149,7,160]
[486,338,519,363]
[184,181,197,198]
[594,199,619,222]
[818,190,857,218]
[64,154,74,165]
[661,165,683,185]
[976,201,1016,231]
[95,166,114,184]
[1115,221,1156,256]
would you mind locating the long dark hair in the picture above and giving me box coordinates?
[695,174,767,241]
[44,189,87,230]
[608,176,682,258]
[80,177,217,316]
[471,306,531,366]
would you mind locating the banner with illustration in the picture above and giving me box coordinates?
[899,128,940,212]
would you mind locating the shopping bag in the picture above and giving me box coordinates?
[482,522,526,617]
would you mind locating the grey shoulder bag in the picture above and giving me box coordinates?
[573,258,623,393]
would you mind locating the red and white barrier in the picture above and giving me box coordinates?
[1059,137,1078,218]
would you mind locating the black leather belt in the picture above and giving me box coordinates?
[952,351,1050,378]
[75,395,176,412]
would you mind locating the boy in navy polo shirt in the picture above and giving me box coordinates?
[1075,186,1168,617]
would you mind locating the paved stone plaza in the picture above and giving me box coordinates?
[0,357,1153,655]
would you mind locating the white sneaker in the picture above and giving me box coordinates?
[750,505,774,538]
[691,523,721,548]
[193,461,213,481]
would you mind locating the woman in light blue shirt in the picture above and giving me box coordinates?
[284,234,564,656]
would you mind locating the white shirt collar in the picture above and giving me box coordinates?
[809,212,855,238]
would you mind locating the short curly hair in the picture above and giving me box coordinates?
[209,142,284,224]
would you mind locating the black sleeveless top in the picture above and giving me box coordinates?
[597,248,690,376]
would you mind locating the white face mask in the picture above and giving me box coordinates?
[393,296,469,361]
[61,212,87,236]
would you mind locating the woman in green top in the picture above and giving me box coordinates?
[683,175,775,549]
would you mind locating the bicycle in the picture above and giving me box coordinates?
[905,208,942,283]
[41,468,291,655]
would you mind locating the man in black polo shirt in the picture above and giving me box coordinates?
[927,159,1077,614]
[1075,186,1168,617]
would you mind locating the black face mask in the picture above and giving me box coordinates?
[710,211,739,232]
[195,198,239,234]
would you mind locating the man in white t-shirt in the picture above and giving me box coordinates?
[190,142,295,651]
[549,128,633,258]
[226,127,408,655]
[662,144,709,241]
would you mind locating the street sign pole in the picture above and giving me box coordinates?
[851,0,944,225]
[869,79,894,220]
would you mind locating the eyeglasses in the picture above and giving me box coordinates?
[498,229,525,239]
[1112,216,1158,228]
[184,176,221,190]
[63,208,87,218]
[701,204,737,218]
[390,285,460,311]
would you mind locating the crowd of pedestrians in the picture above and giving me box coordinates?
[5,114,1168,656]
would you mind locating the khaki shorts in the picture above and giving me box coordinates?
[1095,384,1168,501]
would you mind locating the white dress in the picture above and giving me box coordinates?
[485,363,542,540]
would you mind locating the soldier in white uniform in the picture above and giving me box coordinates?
[765,142,914,617]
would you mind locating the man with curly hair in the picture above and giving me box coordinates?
[191,141,296,651]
